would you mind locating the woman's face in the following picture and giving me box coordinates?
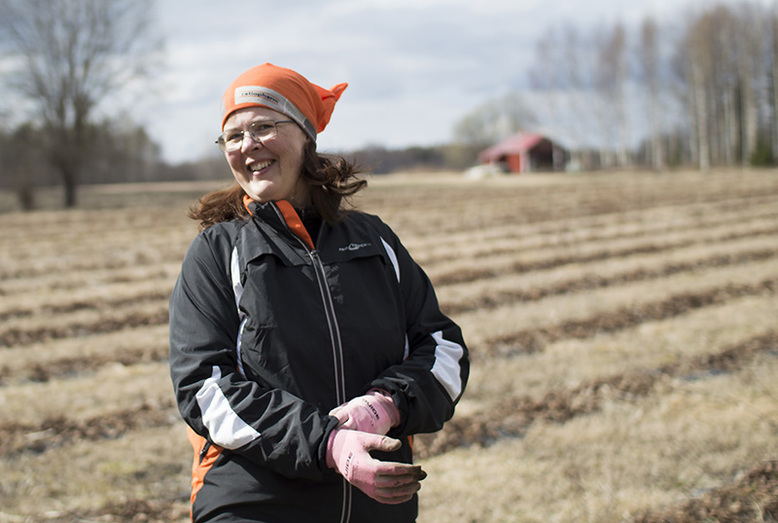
[222,106,310,206]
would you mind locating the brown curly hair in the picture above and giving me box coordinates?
[188,140,367,230]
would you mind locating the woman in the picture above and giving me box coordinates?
[169,63,469,522]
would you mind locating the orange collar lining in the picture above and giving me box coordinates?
[244,196,315,250]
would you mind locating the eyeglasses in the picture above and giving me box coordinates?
[215,119,295,152]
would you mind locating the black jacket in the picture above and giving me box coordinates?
[169,200,469,522]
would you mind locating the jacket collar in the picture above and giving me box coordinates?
[232,199,314,271]
[242,198,313,249]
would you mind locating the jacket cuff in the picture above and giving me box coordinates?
[368,379,409,436]
[317,415,342,473]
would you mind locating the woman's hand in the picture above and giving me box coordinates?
[326,429,426,504]
[328,389,400,435]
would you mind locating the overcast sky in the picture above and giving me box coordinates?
[142,0,771,164]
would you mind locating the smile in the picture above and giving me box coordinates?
[249,160,274,173]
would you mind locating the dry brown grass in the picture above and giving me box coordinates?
[1,169,777,522]
[420,353,778,522]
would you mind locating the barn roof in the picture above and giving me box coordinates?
[478,133,549,163]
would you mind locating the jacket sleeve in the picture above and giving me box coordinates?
[368,220,470,436]
[168,224,338,481]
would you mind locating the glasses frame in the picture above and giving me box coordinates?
[216,119,296,152]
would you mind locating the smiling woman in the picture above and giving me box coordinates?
[168,63,469,523]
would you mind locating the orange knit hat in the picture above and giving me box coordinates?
[219,63,347,141]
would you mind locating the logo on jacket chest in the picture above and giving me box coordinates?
[338,242,372,252]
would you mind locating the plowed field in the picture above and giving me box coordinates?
[1,170,776,522]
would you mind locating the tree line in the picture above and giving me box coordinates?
[514,1,778,171]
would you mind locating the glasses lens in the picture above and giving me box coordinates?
[216,131,243,152]
[228,131,247,151]
[248,121,277,143]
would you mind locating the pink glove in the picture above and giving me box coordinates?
[326,428,426,505]
[329,389,400,435]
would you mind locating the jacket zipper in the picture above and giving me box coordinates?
[270,204,352,523]
[308,248,347,404]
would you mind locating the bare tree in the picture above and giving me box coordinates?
[0,0,160,207]
[771,7,778,162]
[593,22,630,168]
[679,8,719,171]
[638,17,665,170]
[735,5,765,166]
[560,24,593,167]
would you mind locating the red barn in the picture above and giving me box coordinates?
[478,133,567,174]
